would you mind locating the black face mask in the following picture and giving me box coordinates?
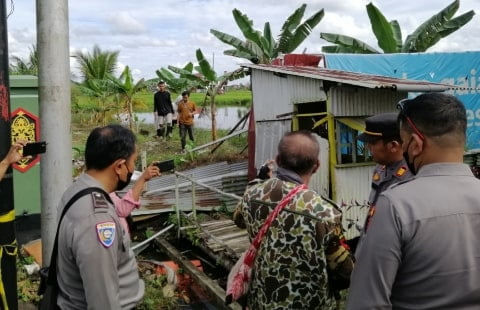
[116,165,133,191]
[403,137,417,175]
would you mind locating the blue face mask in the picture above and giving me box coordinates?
[116,165,133,191]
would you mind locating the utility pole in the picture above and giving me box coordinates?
[0,0,17,308]
[36,0,72,266]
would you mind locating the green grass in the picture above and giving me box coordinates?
[73,86,252,114]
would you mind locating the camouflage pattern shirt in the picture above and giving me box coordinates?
[239,177,354,310]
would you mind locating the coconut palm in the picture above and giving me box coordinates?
[210,4,324,64]
[320,0,475,53]
[10,44,38,75]
[169,49,247,141]
[109,66,147,130]
[72,45,119,81]
[72,45,120,125]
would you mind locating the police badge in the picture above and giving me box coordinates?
[96,222,116,247]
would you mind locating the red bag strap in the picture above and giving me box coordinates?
[251,183,307,249]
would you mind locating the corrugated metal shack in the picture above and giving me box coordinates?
[243,61,454,238]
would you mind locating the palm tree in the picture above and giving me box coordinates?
[72,45,120,125]
[320,0,475,53]
[109,66,147,130]
[169,49,247,141]
[210,4,324,64]
[72,45,119,80]
[10,44,38,75]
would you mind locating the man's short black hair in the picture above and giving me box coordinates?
[181,90,190,96]
[397,93,466,144]
[85,124,136,170]
[277,130,319,175]
[158,81,165,85]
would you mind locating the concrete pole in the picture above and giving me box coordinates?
[36,0,72,266]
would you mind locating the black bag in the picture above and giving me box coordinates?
[37,187,110,310]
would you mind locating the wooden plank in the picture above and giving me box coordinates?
[155,237,242,310]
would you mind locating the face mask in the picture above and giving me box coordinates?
[116,164,133,191]
[403,137,417,175]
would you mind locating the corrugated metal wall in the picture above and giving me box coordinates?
[330,87,406,117]
[309,136,330,198]
[254,120,290,169]
[334,165,373,239]
[252,69,326,121]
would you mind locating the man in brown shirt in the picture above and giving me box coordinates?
[177,91,197,153]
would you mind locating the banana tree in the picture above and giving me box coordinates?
[321,0,475,53]
[155,62,197,94]
[210,4,324,64]
[109,66,147,131]
[169,49,247,141]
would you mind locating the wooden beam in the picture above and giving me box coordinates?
[155,237,242,310]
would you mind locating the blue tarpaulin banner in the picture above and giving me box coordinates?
[325,52,480,150]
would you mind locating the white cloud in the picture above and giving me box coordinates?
[5,0,480,81]
[106,11,146,35]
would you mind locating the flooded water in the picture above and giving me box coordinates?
[135,106,249,130]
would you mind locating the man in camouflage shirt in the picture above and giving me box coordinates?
[239,131,354,309]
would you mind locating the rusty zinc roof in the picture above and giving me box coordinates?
[243,64,455,92]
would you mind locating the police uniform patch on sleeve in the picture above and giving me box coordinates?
[92,192,109,208]
[373,172,380,181]
[96,222,116,248]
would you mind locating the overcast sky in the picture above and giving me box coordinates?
[6,0,480,83]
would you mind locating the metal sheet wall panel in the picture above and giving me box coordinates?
[309,136,329,197]
[254,120,291,170]
[334,165,374,239]
[251,69,326,121]
[330,87,406,117]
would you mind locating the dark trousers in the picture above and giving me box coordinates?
[179,124,194,149]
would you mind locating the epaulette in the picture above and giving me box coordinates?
[91,191,109,209]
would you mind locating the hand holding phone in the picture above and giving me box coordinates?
[23,141,47,156]
[154,159,174,172]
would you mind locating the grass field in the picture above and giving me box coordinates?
[74,86,252,113]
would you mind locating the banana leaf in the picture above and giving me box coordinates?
[367,3,397,53]
[283,9,325,54]
[320,33,380,54]
[196,48,217,82]
[390,20,403,52]
[402,0,474,52]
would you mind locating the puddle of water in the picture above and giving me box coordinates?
[135,106,249,130]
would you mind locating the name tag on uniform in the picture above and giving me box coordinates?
[96,222,116,248]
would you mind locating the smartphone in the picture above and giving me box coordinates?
[155,159,174,172]
[23,141,47,156]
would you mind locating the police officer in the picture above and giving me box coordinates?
[56,125,144,309]
[350,112,412,252]
[347,93,480,309]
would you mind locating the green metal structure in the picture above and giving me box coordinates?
[10,75,40,216]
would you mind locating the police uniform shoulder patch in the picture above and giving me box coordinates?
[96,221,116,248]
[395,166,407,178]
[92,192,109,208]
[373,172,380,181]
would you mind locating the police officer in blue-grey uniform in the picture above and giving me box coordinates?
[56,125,144,309]
[349,112,412,253]
[347,93,480,309]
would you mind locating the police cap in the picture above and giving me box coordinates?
[358,112,399,142]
